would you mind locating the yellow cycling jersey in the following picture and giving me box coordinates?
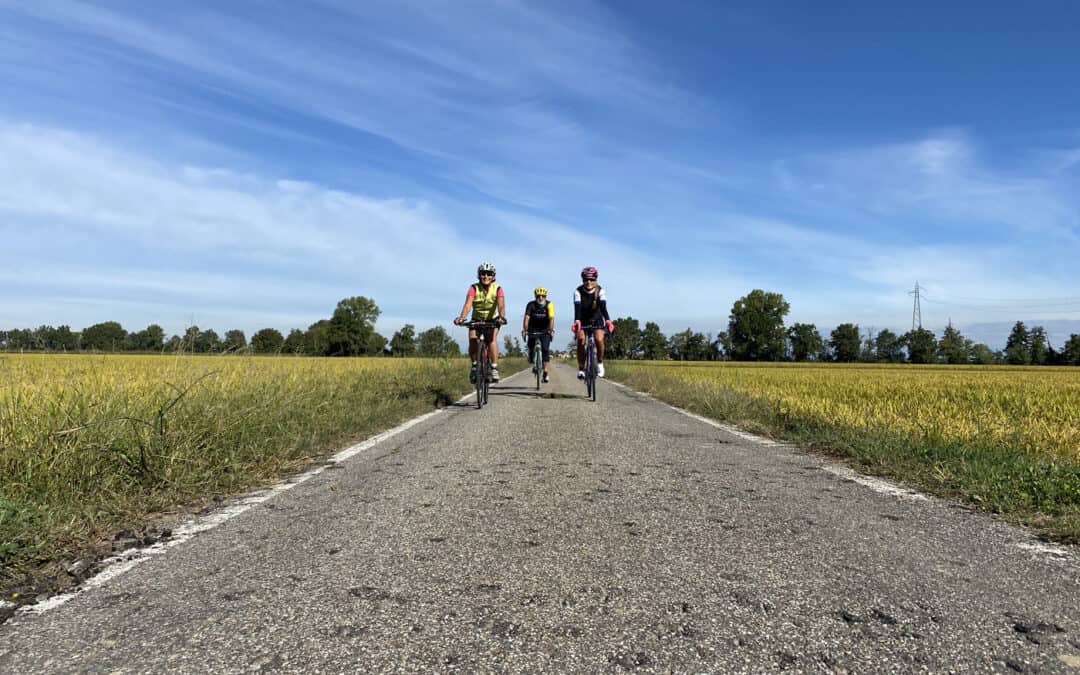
[470,282,503,319]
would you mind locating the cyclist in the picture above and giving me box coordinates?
[572,266,614,379]
[454,262,507,382]
[521,286,555,383]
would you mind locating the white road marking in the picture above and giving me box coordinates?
[1017,542,1073,559]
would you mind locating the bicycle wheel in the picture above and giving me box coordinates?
[587,337,598,402]
[475,341,485,408]
[481,341,491,406]
[534,344,542,390]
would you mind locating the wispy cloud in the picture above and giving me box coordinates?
[2,2,1080,346]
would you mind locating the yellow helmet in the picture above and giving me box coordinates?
[533,286,548,296]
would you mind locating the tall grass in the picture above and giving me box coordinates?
[606,361,1080,543]
[1,353,523,595]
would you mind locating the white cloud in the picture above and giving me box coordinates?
[0,123,755,336]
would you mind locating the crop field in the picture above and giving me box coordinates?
[606,361,1080,541]
[1,353,517,595]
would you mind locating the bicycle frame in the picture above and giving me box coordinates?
[580,320,605,402]
[464,320,501,408]
[526,331,548,390]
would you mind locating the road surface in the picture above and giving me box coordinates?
[2,363,1078,673]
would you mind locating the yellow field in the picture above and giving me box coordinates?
[1,353,453,451]
[609,362,1080,460]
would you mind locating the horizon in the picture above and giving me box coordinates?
[3,2,1079,346]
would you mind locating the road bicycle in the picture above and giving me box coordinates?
[580,319,607,402]
[525,331,549,390]
[461,319,503,408]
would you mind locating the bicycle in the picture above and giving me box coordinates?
[579,319,606,402]
[525,331,549,390]
[461,319,503,408]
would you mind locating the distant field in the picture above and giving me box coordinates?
[606,361,1080,542]
[0,353,522,598]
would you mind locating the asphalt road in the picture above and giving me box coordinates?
[2,363,1078,673]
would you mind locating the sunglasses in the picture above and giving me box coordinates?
[479,272,495,277]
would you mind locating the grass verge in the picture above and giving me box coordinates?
[605,363,1080,544]
[1,354,525,607]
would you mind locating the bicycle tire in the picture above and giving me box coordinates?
[476,341,486,408]
[534,344,542,390]
[586,336,597,401]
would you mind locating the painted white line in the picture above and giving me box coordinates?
[606,379,928,502]
[1016,542,1073,559]
[17,382,491,617]
[820,465,929,501]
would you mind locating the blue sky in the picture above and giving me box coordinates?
[3,0,1080,348]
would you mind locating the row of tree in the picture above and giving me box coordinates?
[602,290,1080,365]
[0,297,452,357]
[4,290,1080,364]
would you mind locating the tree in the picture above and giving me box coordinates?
[305,320,332,356]
[902,327,937,364]
[607,317,642,359]
[859,329,877,363]
[1062,334,1080,366]
[389,324,417,357]
[937,321,968,364]
[251,328,285,353]
[1029,326,1049,365]
[416,327,460,357]
[82,321,127,352]
[668,328,710,360]
[787,323,823,362]
[727,289,790,361]
[36,325,79,351]
[502,335,523,357]
[223,329,247,353]
[874,329,904,363]
[640,322,668,360]
[367,331,389,356]
[194,329,221,353]
[129,324,165,352]
[327,296,381,356]
[1005,321,1031,365]
[829,323,861,363]
[282,329,306,355]
[968,342,999,365]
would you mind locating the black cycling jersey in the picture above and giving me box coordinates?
[574,284,610,324]
[524,300,554,331]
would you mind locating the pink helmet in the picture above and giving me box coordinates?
[580,266,598,280]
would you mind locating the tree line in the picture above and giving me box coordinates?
[0,297,458,357]
[603,289,1080,365]
[5,289,1080,364]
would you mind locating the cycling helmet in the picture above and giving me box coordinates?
[533,286,548,296]
[580,266,598,280]
[477,261,496,277]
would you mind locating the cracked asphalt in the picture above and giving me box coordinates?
[1,363,1078,673]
